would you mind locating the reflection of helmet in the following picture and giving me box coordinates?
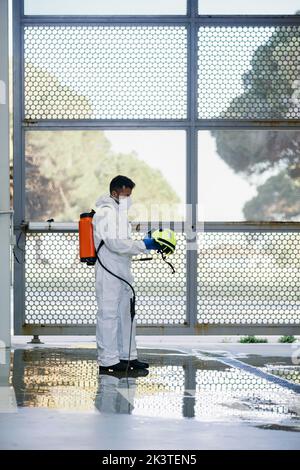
[151,228,176,256]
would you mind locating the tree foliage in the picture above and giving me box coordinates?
[211,27,300,220]
[25,130,180,221]
[24,65,180,221]
[243,170,300,220]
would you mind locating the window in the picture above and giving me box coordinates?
[25,130,186,222]
[198,130,300,221]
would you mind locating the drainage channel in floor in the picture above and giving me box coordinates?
[8,348,300,431]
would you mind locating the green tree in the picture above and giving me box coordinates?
[24,65,181,221]
[26,130,180,221]
[23,63,92,219]
[243,170,300,220]
[212,25,300,220]
[24,65,93,120]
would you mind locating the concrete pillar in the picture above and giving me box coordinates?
[0,0,11,349]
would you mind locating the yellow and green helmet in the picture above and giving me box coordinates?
[151,228,176,256]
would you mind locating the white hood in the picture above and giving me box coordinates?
[95,193,117,209]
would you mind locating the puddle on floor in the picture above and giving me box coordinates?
[8,348,300,431]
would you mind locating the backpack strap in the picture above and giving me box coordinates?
[96,239,105,254]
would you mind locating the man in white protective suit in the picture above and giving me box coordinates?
[93,175,161,373]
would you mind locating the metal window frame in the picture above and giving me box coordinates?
[13,0,300,336]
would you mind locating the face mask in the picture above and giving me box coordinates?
[119,195,132,211]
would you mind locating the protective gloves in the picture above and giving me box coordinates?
[143,236,161,251]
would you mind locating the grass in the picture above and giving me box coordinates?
[239,335,268,343]
[278,335,297,343]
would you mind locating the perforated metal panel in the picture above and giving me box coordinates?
[198,26,300,120]
[197,232,300,324]
[133,232,186,325]
[24,26,187,120]
[19,351,98,410]
[25,233,96,325]
[25,231,186,326]
[133,365,185,418]
[195,368,298,421]
[262,366,300,385]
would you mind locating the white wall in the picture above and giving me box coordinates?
[0,0,11,348]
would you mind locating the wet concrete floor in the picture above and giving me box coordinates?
[1,342,300,449]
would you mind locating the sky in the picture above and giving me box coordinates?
[104,130,186,203]
[198,131,257,221]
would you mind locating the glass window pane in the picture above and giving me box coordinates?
[24,0,187,15]
[199,0,300,15]
[198,26,300,120]
[24,26,187,120]
[25,130,186,222]
[198,130,300,222]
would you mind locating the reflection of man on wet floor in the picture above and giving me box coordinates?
[95,370,148,414]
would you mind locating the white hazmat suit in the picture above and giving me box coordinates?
[92,194,148,367]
